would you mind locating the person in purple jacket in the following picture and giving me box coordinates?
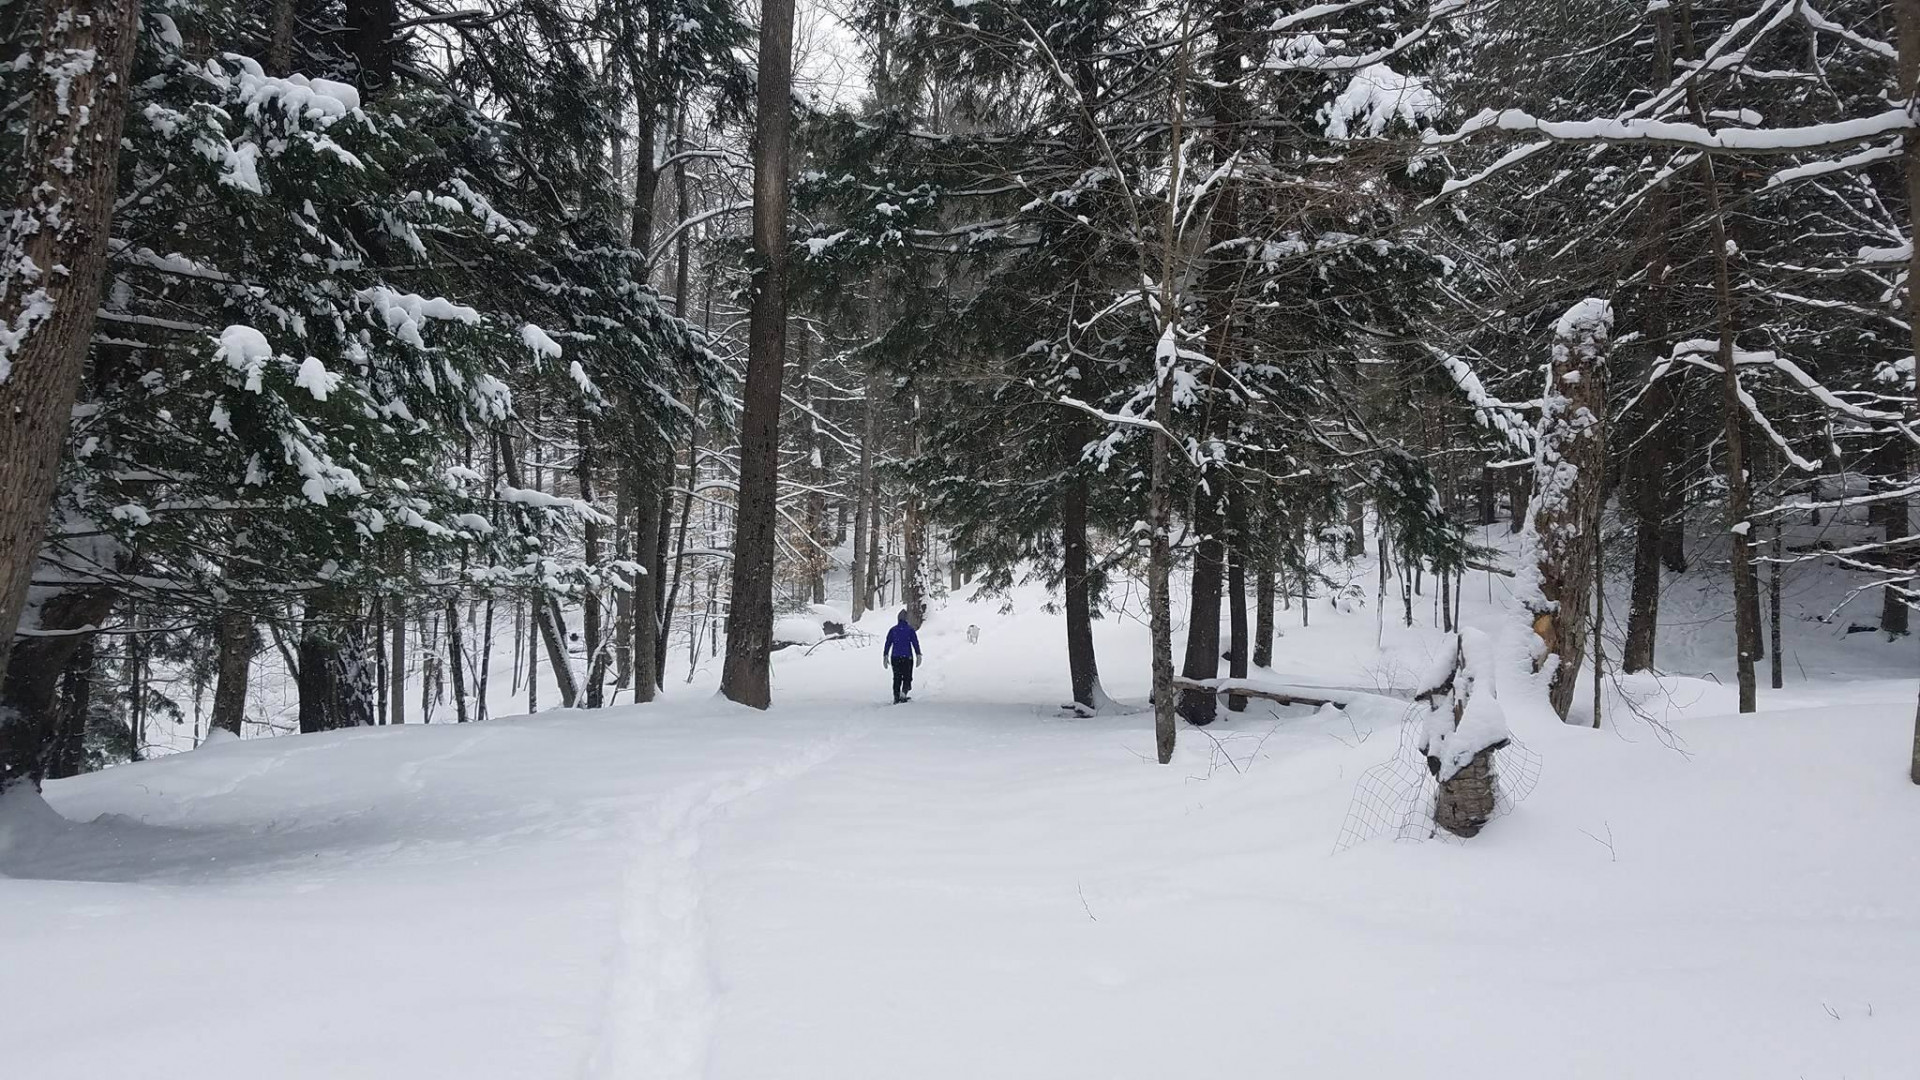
[882,610,922,703]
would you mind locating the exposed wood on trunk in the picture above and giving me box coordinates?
[1523,301,1611,721]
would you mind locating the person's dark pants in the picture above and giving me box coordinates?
[891,655,915,700]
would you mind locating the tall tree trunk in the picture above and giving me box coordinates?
[1675,5,1758,711]
[1703,160,1759,711]
[1876,494,1912,635]
[580,419,606,708]
[446,601,469,723]
[1177,481,1226,728]
[49,638,93,778]
[613,469,634,691]
[1890,0,1920,783]
[1149,390,1176,765]
[1253,544,1275,669]
[1623,14,1677,675]
[720,0,794,708]
[210,610,253,736]
[268,0,295,75]
[0,0,141,717]
[865,470,883,614]
[389,598,406,724]
[495,428,578,707]
[1225,485,1249,714]
[797,337,829,606]
[1346,497,1366,559]
[536,594,578,708]
[1769,526,1785,690]
[631,448,663,703]
[1062,465,1100,709]
[851,375,874,620]
[1523,301,1611,721]
[297,589,375,733]
[660,410,698,683]
[2,588,116,785]
[344,0,399,91]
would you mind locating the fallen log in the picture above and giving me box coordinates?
[1170,676,1413,712]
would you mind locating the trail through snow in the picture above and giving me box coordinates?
[3,558,1917,1078]
[584,722,861,1080]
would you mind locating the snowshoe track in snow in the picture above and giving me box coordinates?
[582,726,859,1080]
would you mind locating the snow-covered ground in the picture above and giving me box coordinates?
[3,545,1917,1078]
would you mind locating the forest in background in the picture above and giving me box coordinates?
[2,0,1917,819]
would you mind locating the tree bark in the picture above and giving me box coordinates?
[581,419,607,708]
[210,610,253,736]
[720,0,794,708]
[613,468,634,691]
[0,0,142,713]
[344,0,399,91]
[446,600,469,723]
[1769,526,1785,690]
[297,589,375,733]
[851,375,874,620]
[1253,546,1275,669]
[49,637,93,778]
[269,0,296,75]
[1523,301,1610,721]
[1226,485,1249,714]
[1,588,116,786]
[1149,401,1176,764]
[1177,480,1225,727]
[798,338,829,605]
[1623,10,1677,674]
[495,428,578,707]
[1703,160,1759,712]
[1890,0,1920,783]
[1062,465,1100,709]
[660,412,698,684]
[865,469,883,614]
[389,598,406,723]
[631,447,663,703]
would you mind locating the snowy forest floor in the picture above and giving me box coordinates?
[3,540,1918,1078]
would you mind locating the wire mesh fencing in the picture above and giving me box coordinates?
[1334,705,1542,852]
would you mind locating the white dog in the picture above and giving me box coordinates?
[966,624,981,645]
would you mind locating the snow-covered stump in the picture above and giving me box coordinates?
[1521,299,1611,721]
[1417,629,1511,839]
